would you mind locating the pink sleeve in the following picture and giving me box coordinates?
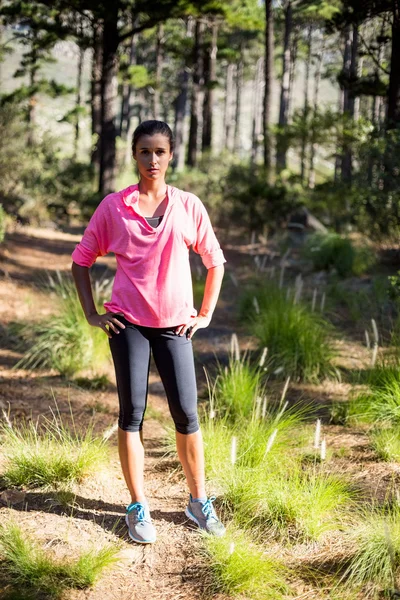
[71,200,110,267]
[192,198,226,269]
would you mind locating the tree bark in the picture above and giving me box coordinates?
[308,38,325,189]
[300,25,312,185]
[120,29,137,140]
[263,0,274,174]
[341,24,358,186]
[91,20,103,170]
[174,19,193,171]
[223,62,235,151]
[98,4,120,195]
[287,26,299,120]
[387,0,400,129]
[187,19,204,167]
[153,23,164,120]
[202,19,218,152]
[276,0,292,173]
[234,44,244,155]
[74,41,85,160]
[251,57,264,164]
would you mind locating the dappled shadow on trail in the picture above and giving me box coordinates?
[9,490,193,542]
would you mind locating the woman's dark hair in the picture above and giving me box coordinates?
[132,120,174,154]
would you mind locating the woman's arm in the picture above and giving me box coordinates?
[71,262,125,337]
[175,264,225,338]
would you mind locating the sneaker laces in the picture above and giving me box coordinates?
[126,502,148,522]
[201,496,218,522]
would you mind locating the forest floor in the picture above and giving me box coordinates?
[1,225,399,599]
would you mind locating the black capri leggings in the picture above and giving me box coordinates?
[109,316,199,435]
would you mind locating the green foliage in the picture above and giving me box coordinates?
[16,274,110,378]
[370,426,400,462]
[202,403,308,480]
[204,527,289,600]
[0,522,118,599]
[240,282,336,382]
[354,372,400,425]
[304,232,376,277]
[344,506,400,593]
[0,103,96,225]
[224,464,353,542]
[0,415,109,488]
[213,354,265,422]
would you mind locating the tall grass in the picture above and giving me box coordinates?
[16,273,111,378]
[343,506,400,593]
[0,414,109,488]
[0,522,119,599]
[370,426,400,462]
[212,353,266,422]
[239,282,336,382]
[223,465,353,542]
[204,527,290,600]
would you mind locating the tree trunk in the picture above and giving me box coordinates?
[308,38,325,190]
[263,0,274,174]
[153,23,164,120]
[91,21,103,170]
[387,0,400,129]
[120,30,137,140]
[27,33,38,147]
[74,42,85,160]
[276,0,292,173]
[300,25,312,185]
[202,20,218,152]
[98,5,120,195]
[251,57,264,164]
[223,62,235,151]
[341,24,358,186]
[173,19,193,171]
[234,44,244,155]
[287,26,299,120]
[187,19,204,167]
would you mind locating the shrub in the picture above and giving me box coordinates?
[16,273,111,378]
[240,282,336,382]
[303,232,375,277]
[0,522,118,599]
[0,414,109,488]
[204,527,290,600]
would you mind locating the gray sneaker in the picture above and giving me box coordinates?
[185,495,226,537]
[125,501,156,544]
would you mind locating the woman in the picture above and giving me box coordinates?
[71,120,226,544]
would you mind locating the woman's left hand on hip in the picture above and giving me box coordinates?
[175,314,211,339]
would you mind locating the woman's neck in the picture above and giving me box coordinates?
[138,179,167,199]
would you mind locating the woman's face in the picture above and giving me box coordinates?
[133,133,173,182]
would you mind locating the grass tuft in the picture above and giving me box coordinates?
[204,526,289,599]
[344,506,400,593]
[16,274,110,378]
[0,522,119,598]
[239,282,336,382]
[303,232,375,277]
[370,426,400,462]
[0,415,109,488]
[213,353,266,422]
[223,465,353,542]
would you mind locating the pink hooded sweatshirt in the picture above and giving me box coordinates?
[71,184,226,328]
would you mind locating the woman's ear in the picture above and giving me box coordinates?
[169,152,174,162]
